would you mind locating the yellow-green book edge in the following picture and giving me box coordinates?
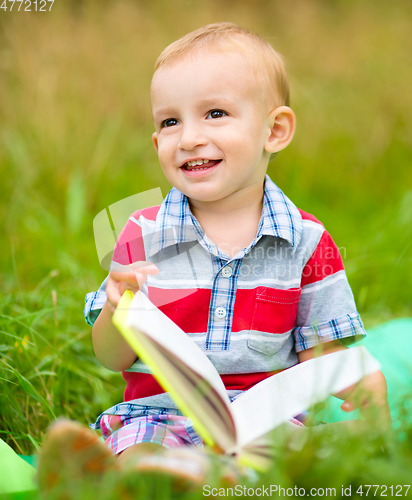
[112,291,217,449]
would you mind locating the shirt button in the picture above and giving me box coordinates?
[215,307,227,319]
[221,266,232,278]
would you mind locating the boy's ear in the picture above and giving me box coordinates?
[152,132,159,153]
[264,106,296,154]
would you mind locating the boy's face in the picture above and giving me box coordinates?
[151,51,274,206]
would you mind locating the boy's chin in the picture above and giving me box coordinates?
[181,187,225,204]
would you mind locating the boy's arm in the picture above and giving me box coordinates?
[293,222,390,421]
[93,299,138,372]
[298,341,390,423]
[92,263,159,372]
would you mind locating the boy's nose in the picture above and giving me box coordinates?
[178,124,207,151]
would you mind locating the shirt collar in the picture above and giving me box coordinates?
[148,175,302,257]
[148,187,199,258]
[260,175,303,249]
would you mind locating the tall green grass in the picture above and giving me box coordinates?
[0,280,124,454]
[0,1,411,491]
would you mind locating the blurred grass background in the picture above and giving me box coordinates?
[0,0,411,489]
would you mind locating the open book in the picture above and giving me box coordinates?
[113,290,380,469]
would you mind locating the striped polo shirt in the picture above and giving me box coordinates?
[85,175,366,410]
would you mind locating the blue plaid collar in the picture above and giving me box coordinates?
[260,175,303,249]
[148,175,302,257]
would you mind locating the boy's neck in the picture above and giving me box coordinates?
[188,183,264,258]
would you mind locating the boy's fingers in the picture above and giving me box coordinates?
[105,278,123,309]
[106,262,159,309]
[105,290,121,312]
[339,383,390,421]
[106,284,140,311]
[336,381,369,412]
[109,271,139,284]
[106,275,138,309]
[110,262,159,281]
[340,397,363,413]
[131,261,159,274]
[340,401,353,412]
[332,382,355,402]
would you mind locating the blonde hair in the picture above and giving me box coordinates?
[154,22,290,109]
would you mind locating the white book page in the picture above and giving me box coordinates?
[231,346,381,449]
[124,291,230,405]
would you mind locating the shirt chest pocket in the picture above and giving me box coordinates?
[248,287,302,356]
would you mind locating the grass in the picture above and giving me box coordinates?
[0,281,124,455]
[0,0,412,496]
[6,422,412,499]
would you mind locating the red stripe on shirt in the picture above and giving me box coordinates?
[150,287,211,332]
[123,372,165,401]
[220,371,283,391]
[122,370,283,401]
[112,206,161,265]
[149,286,302,335]
[301,230,345,287]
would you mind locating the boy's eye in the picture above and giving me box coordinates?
[161,118,178,128]
[207,109,227,119]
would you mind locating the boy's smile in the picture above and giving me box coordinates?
[180,158,221,174]
[150,51,276,210]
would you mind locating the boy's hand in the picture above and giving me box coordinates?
[106,261,159,313]
[334,370,391,424]
[298,341,391,425]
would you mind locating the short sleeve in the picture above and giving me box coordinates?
[84,207,156,327]
[294,229,366,352]
[84,276,108,326]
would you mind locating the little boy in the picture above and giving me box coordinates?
[38,22,389,493]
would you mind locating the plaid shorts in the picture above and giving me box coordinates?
[99,412,305,455]
[99,413,204,455]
